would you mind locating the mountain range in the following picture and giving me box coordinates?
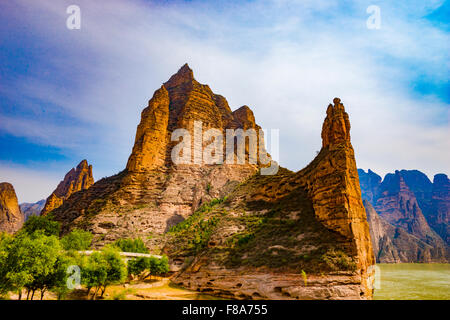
[0,65,448,299]
[359,169,449,262]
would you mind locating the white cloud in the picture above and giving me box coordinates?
[1,0,449,197]
[0,162,62,203]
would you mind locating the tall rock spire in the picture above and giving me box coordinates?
[321,97,351,148]
[297,97,375,297]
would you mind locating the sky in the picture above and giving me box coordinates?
[0,0,449,203]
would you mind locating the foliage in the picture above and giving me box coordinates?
[169,198,224,233]
[321,249,357,271]
[127,255,169,280]
[236,233,255,246]
[81,247,127,299]
[61,229,93,251]
[113,238,149,254]
[301,270,307,287]
[0,231,71,300]
[0,232,14,297]
[22,215,61,237]
[188,217,219,253]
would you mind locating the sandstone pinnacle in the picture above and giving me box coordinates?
[48,69,375,300]
[321,97,351,148]
[41,160,94,215]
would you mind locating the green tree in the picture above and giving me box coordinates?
[148,256,169,276]
[49,254,75,300]
[113,238,149,253]
[22,215,60,237]
[81,252,107,299]
[81,247,127,299]
[61,229,93,251]
[0,232,14,297]
[127,257,148,280]
[127,256,169,281]
[3,231,62,299]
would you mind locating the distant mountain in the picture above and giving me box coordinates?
[358,169,449,262]
[364,200,444,263]
[0,182,24,233]
[429,174,450,244]
[20,199,45,221]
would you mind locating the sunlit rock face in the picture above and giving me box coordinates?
[170,98,375,300]
[41,159,94,215]
[50,64,266,238]
[50,66,375,299]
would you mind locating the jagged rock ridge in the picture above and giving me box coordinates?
[41,160,94,215]
[0,182,24,233]
[364,200,442,263]
[51,64,265,238]
[169,98,375,299]
[50,66,374,299]
[359,169,449,262]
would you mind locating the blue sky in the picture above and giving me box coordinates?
[0,0,449,202]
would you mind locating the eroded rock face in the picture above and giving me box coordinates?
[359,169,448,262]
[20,199,45,221]
[0,182,24,233]
[41,160,94,215]
[51,67,374,299]
[430,174,449,244]
[171,98,375,300]
[51,65,264,238]
[364,200,443,263]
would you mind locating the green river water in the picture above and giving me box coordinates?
[373,263,450,300]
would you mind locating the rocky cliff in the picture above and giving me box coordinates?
[359,169,448,262]
[364,200,441,263]
[169,98,375,299]
[20,199,45,221]
[430,174,449,244]
[0,182,24,233]
[50,66,374,299]
[51,65,263,238]
[41,160,94,215]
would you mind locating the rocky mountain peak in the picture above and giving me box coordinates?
[434,173,449,186]
[164,63,195,89]
[321,97,351,148]
[126,65,265,172]
[232,105,256,129]
[0,182,24,233]
[41,160,94,215]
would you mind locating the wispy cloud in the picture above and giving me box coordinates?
[0,0,449,201]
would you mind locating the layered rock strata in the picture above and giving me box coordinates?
[51,66,374,299]
[0,182,24,233]
[359,169,448,262]
[170,98,375,299]
[41,160,94,215]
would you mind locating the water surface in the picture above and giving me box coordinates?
[374,263,450,300]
